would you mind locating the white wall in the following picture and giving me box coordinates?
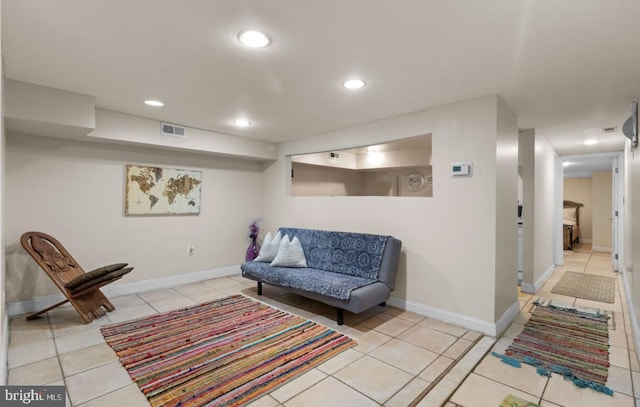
[292,164,433,197]
[292,151,358,169]
[5,133,264,302]
[592,171,613,251]
[5,80,95,139]
[532,134,557,289]
[494,97,519,320]
[91,109,277,161]
[518,130,557,293]
[623,140,640,363]
[518,130,535,289]
[4,84,278,161]
[0,2,8,383]
[356,147,431,170]
[291,163,362,196]
[262,95,518,334]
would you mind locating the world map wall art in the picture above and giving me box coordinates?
[125,165,202,215]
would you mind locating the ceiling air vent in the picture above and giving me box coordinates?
[161,122,186,137]
[603,127,616,133]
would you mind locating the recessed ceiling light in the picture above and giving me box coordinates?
[144,100,164,107]
[237,30,270,48]
[233,119,252,127]
[343,79,366,90]
[584,139,598,145]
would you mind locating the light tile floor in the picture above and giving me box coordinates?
[7,245,636,407]
[8,275,481,406]
[447,245,638,407]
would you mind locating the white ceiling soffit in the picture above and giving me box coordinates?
[2,1,640,153]
[562,153,618,178]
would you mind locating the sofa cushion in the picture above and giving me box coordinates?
[278,228,388,280]
[254,231,282,262]
[241,261,376,300]
[270,236,308,268]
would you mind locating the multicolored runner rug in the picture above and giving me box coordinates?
[101,295,356,407]
[493,299,612,395]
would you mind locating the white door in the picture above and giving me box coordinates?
[612,156,619,272]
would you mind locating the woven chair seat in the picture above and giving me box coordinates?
[65,263,128,289]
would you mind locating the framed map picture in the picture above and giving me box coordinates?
[125,165,202,215]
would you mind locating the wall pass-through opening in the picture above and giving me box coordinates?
[289,134,433,197]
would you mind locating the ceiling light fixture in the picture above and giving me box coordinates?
[233,118,252,127]
[144,100,164,107]
[563,161,573,167]
[343,79,366,90]
[237,30,270,48]
[584,139,598,145]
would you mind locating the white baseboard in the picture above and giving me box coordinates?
[7,265,242,318]
[622,270,640,369]
[521,264,555,294]
[496,300,522,337]
[387,296,519,337]
[591,246,612,253]
[1,312,8,385]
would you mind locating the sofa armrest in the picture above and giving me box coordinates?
[377,237,402,290]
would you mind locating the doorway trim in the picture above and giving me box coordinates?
[555,152,624,267]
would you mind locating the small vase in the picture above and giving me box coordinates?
[245,235,260,261]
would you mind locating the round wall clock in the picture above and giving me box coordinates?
[407,172,426,192]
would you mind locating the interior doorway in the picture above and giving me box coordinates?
[557,152,623,270]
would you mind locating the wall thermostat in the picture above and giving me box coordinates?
[451,162,472,176]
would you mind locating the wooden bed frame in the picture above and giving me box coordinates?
[563,200,583,250]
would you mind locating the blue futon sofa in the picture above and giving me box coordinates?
[241,227,402,325]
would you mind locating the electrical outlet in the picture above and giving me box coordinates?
[188,243,195,256]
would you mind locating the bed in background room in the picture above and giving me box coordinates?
[563,200,583,250]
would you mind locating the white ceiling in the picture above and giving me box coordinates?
[562,153,618,178]
[2,1,640,156]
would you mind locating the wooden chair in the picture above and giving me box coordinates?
[20,231,133,323]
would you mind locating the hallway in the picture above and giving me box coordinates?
[447,245,637,406]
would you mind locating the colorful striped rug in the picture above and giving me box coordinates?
[101,295,356,407]
[493,299,612,395]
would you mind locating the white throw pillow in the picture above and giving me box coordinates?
[254,231,282,262]
[270,235,308,268]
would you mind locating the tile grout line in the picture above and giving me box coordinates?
[380,333,474,405]
[62,295,144,407]
[407,334,486,407]
[47,313,73,407]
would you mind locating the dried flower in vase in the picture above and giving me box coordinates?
[245,218,263,262]
[248,218,262,239]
